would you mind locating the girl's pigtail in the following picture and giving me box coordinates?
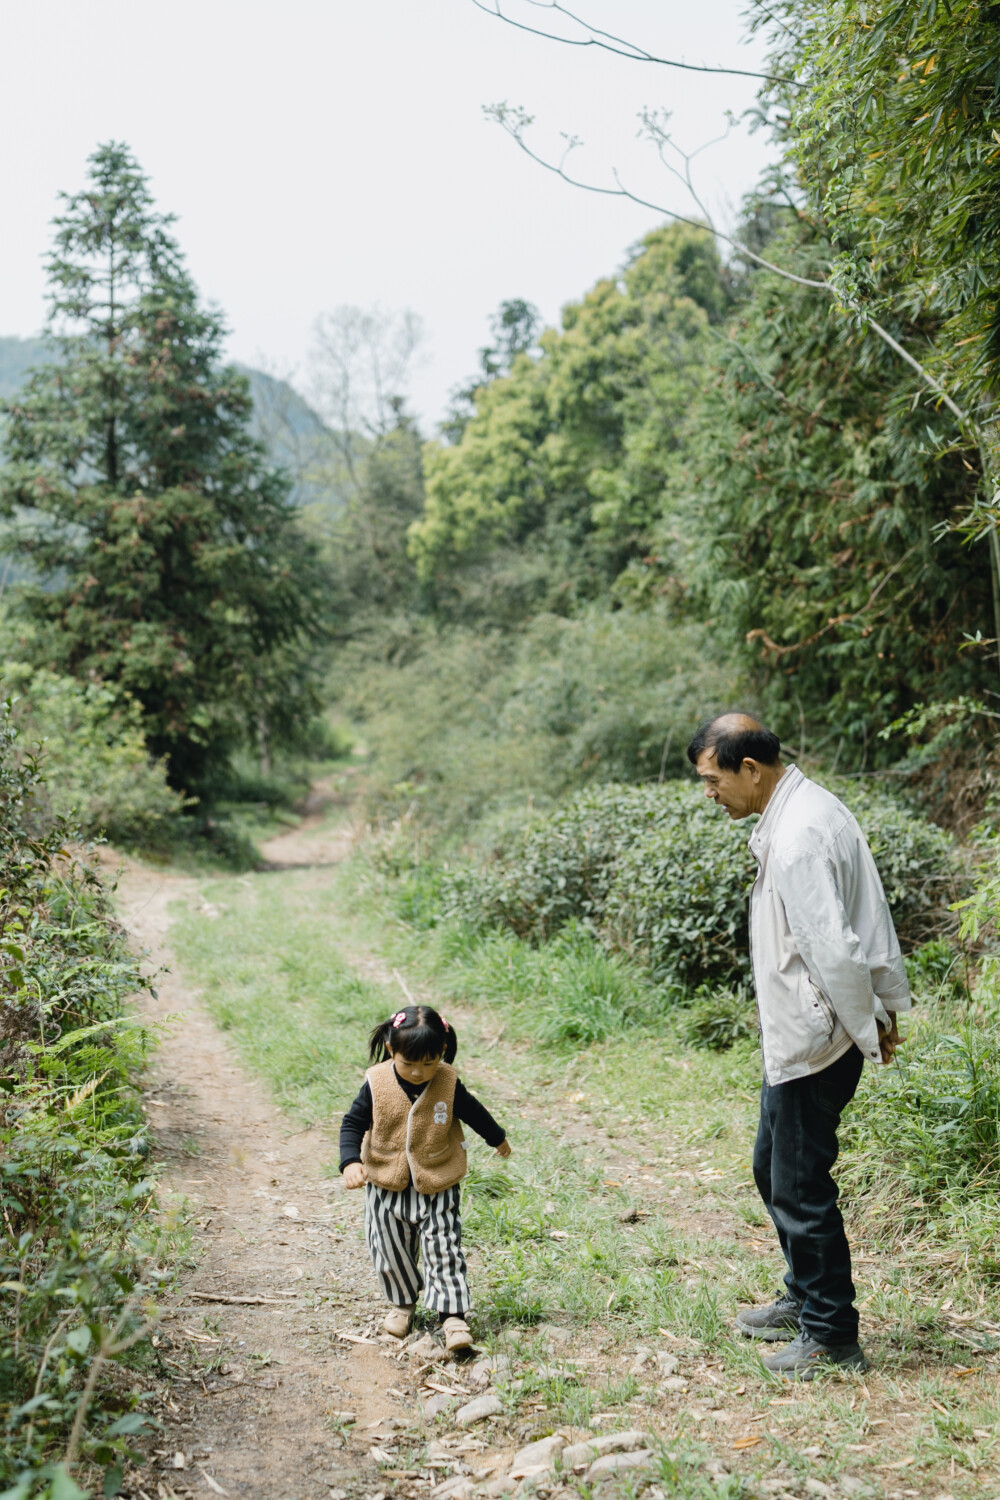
[441,1020,458,1065]
[368,1019,393,1063]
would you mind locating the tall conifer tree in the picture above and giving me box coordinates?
[0,142,323,792]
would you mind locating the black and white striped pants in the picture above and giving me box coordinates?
[364,1182,469,1316]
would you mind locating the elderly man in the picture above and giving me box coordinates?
[687,712,910,1379]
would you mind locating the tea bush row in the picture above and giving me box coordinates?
[447,776,963,990]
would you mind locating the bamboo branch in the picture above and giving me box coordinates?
[746,546,920,659]
[487,105,978,431]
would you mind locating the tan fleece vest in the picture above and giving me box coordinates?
[361,1060,467,1194]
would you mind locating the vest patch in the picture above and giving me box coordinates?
[433,1101,448,1124]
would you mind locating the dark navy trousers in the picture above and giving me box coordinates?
[753,1044,865,1344]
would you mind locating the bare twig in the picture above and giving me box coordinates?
[486,105,975,428]
[64,1276,161,1470]
[392,968,417,1005]
[488,106,827,289]
[24,1309,78,1450]
[188,1291,297,1305]
[471,0,802,85]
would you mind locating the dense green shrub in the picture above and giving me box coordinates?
[4,662,185,848]
[679,984,758,1052]
[453,775,962,991]
[445,783,679,941]
[603,791,755,987]
[0,704,162,1495]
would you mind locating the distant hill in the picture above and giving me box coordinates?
[236,364,345,510]
[0,337,341,511]
[0,335,55,398]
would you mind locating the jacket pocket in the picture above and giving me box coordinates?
[805,976,836,1039]
[424,1132,454,1164]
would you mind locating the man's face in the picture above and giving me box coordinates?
[695,748,759,820]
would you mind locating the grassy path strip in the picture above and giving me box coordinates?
[170,847,1000,1500]
[116,860,411,1500]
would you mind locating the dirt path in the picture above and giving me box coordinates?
[115,806,633,1500]
[117,814,421,1500]
[258,779,357,871]
[111,803,1000,1500]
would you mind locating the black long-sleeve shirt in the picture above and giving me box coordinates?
[339,1070,506,1175]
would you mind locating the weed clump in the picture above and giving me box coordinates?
[0,702,162,1494]
[679,985,757,1052]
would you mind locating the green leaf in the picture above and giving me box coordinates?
[10,1393,59,1420]
[48,1465,91,1500]
[65,1326,92,1355]
[105,1413,153,1437]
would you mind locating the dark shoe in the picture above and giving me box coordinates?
[735,1294,802,1342]
[762,1331,868,1380]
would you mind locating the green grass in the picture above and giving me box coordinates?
[169,852,1000,1499]
[170,878,386,1125]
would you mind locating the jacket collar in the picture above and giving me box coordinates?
[748,763,804,859]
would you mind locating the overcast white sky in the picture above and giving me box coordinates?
[0,1,776,429]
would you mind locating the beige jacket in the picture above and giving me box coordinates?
[362,1060,467,1193]
[748,765,912,1086]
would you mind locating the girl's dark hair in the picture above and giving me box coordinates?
[368,1004,458,1066]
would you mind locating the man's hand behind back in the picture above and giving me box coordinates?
[877,1011,901,1065]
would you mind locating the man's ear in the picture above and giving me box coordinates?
[745,758,762,782]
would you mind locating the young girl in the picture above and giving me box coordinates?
[340,1004,510,1351]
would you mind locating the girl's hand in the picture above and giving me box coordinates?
[495,1139,511,1159]
[343,1162,367,1189]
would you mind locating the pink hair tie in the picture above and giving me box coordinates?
[391,1011,407,1029]
[442,1018,450,1032]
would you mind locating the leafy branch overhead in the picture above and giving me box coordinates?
[481,1,1000,555]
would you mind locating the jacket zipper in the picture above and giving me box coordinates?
[749,853,768,1083]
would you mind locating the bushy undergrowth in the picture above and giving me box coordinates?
[842,1009,1000,1217]
[840,944,1000,1277]
[339,609,739,839]
[4,663,185,850]
[0,706,162,1497]
[449,775,961,991]
[833,834,1000,1264]
[679,984,757,1052]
